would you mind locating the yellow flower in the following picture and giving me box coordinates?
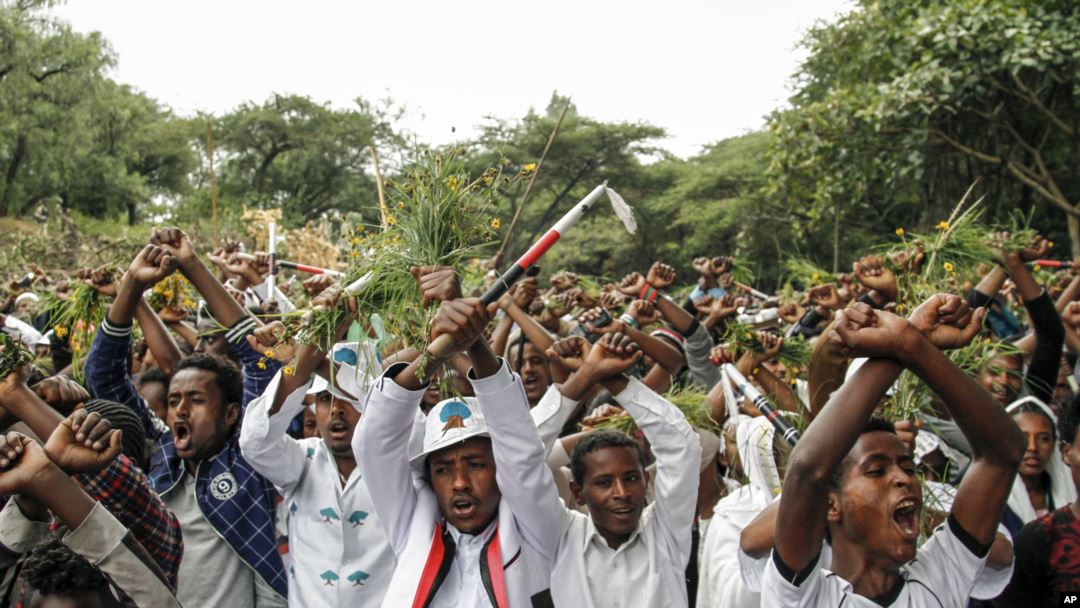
[943,262,954,273]
[398,201,405,208]
[283,366,295,376]
[895,227,905,236]
[490,217,501,229]
[446,176,460,191]
[935,220,949,231]
[54,326,68,338]
[522,163,537,173]
[350,237,362,245]
[264,350,274,357]
[483,175,494,186]
[257,360,267,370]
[1033,264,1042,272]
[386,215,396,226]
[811,272,820,283]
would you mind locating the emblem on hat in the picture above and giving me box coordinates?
[439,400,472,435]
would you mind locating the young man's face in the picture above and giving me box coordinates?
[166,368,238,464]
[977,354,1023,406]
[510,342,551,406]
[138,379,168,421]
[571,446,648,548]
[301,400,319,439]
[829,432,922,566]
[1014,411,1054,479]
[428,436,501,534]
[13,299,36,322]
[1061,436,1080,491]
[314,391,360,457]
[194,319,231,357]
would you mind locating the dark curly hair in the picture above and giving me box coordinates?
[570,429,645,486]
[22,536,109,601]
[83,399,147,470]
[828,416,897,491]
[1060,394,1080,445]
[176,353,243,407]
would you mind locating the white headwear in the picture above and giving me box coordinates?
[1006,396,1076,523]
[409,397,490,468]
[696,428,721,473]
[13,292,38,306]
[736,416,783,503]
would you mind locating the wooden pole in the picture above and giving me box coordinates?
[370,146,388,228]
[494,97,572,265]
[207,120,219,246]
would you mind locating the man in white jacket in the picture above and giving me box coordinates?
[354,270,561,608]
[239,285,395,606]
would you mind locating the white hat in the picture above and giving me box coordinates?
[305,375,362,410]
[14,293,38,306]
[409,397,489,467]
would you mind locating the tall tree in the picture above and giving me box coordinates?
[769,0,1080,260]
[215,94,396,226]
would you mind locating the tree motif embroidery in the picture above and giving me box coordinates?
[348,510,368,527]
[440,400,472,435]
[319,507,339,524]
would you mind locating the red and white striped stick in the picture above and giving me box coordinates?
[426,181,635,358]
[234,252,344,277]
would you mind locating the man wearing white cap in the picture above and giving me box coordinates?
[240,285,394,606]
[354,268,560,608]
[2,296,43,349]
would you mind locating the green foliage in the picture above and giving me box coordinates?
[768,0,1080,269]
[0,332,34,379]
[0,2,196,223]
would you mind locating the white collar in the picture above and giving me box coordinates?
[583,512,643,555]
[447,518,497,547]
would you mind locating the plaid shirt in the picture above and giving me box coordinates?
[85,317,287,599]
[75,454,183,592]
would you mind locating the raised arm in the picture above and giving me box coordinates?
[904,295,1026,545]
[133,298,184,377]
[605,334,701,562]
[444,298,563,559]
[0,431,180,607]
[87,245,179,435]
[774,305,904,572]
[151,227,250,330]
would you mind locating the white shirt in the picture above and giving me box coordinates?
[354,360,562,608]
[552,377,702,608]
[2,315,42,349]
[760,517,997,607]
[239,372,395,607]
[430,520,498,608]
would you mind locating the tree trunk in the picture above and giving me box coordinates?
[0,135,27,217]
[832,199,841,274]
[127,201,137,226]
[1069,213,1080,260]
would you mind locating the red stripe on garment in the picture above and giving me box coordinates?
[517,230,561,268]
[413,524,446,608]
[486,527,510,608]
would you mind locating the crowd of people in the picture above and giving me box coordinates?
[0,222,1078,607]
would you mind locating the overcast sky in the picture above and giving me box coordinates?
[52,0,852,159]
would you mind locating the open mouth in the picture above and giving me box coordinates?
[173,421,192,451]
[450,497,478,519]
[892,496,920,541]
[609,505,637,520]
[328,420,351,439]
